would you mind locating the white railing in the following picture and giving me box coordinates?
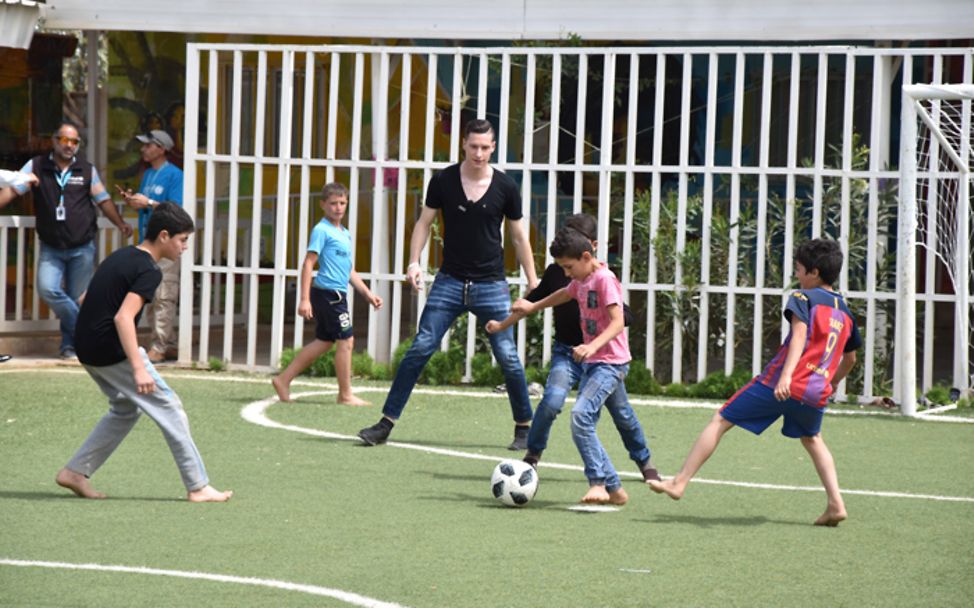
[0,216,135,332]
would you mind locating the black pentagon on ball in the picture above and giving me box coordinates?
[510,492,529,505]
[517,469,535,486]
[492,481,505,498]
[499,463,515,476]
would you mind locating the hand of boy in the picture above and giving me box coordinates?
[485,320,502,334]
[572,344,595,362]
[406,263,424,292]
[369,294,384,309]
[134,368,156,394]
[298,299,314,320]
[511,298,534,316]
[774,375,792,401]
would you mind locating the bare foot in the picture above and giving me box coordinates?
[337,394,371,407]
[814,509,847,527]
[271,377,290,402]
[647,479,684,500]
[56,468,106,499]
[608,487,629,506]
[188,485,234,503]
[581,485,610,504]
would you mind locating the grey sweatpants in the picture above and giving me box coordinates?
[66,348,209,491]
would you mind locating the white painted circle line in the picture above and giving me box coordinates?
[244,394,974,504]
[567,505,621,513]
[0,559,409,608]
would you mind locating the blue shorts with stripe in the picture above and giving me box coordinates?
[719,379,824,438]
[310,287,353,341]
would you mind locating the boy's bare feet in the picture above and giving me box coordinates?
[56,468,106,499]
[647,478,684,500]
[814,508,847,527]
[581,485,610,504]
[271,377,290,402]
[188,485,234,503]
[337,395,371,407]
[608,487,629,506]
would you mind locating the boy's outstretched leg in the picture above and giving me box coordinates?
[649,411,734,500]
[801,433,847,526]
[272,339,333,402]
[188,485,233,503]
[335,337,370,406]
[55,468,106,499]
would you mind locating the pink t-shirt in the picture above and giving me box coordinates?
[565,262,630,364]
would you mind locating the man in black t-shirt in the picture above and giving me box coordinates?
[55,203,232,503]
[358,119,539,449]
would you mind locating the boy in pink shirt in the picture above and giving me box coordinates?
[488,227,640,505]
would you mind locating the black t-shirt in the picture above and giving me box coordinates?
[526,262,634,347]
[425,163,522,282]
[76,246,162,367]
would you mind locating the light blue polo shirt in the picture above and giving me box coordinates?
[307,219,352,291]
[137,161,184,241]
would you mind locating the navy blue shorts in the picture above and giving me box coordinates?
[309,287,353,341]
[719,379,824,438]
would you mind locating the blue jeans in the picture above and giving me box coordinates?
[37,240,96,353]
[383,273,532,423]
[571,362,632,492]
[528,342,650,468]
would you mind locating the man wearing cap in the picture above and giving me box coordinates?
[0,121,133,359]
[117,128,185,363]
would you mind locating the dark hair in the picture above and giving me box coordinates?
[794,238,843,286]
[54,121,81,137]
[321,182,349,200]
[549,227,594,260]
[563,213,597,241]
[463,118,495,140]
[145,202,195,242]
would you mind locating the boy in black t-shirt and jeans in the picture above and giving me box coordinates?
[55,203,232,503]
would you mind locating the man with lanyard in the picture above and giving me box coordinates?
[116,129,184,363]
[357,118,540,449]
[0,122,132,359]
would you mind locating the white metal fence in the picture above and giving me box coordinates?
[176,43,973,402]
[5,43,972,404]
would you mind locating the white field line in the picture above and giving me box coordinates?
[243,392,974,504]
[0,559,408,608]
[7,367,970,424]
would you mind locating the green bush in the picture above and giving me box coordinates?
[626,364,662,395]
[310,350,336,377]
[688,369,752,399]
[208,357,226,372]
[391,338,413,377]
[352,351,374,377]
[471,352,505,387]
[279,348,297,371]
[662,383,690,398]
[370,362,390,381]
[925,384,953,406]
[423,348,464,386]
[956,396,972,410]
[525,363,550,386]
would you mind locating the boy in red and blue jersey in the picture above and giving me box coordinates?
[649,239,861,526]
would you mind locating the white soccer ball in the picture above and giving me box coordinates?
[491,459,539,507]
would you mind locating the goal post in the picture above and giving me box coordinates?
[898,84,973,416]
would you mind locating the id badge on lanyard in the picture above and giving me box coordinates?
[55,168,70,222]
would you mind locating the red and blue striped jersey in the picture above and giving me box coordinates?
[756,288,862,408]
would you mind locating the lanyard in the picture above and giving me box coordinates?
[54,166,73,221]
[54,167,72,207]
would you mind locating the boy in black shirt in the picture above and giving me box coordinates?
[55,203,232,503]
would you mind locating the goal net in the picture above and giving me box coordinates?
[898,84,973,416]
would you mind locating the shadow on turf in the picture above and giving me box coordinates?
[638,513,807,528]
[0,489,183,503]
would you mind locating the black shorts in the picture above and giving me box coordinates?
[310,287,354,341]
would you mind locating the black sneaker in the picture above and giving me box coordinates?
[358,419,393,446]
[523,452,540,469]
[507,425,529,451]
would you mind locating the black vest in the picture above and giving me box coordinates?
[31,155,98,249]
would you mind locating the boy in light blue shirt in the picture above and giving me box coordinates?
[272,182,383,404]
